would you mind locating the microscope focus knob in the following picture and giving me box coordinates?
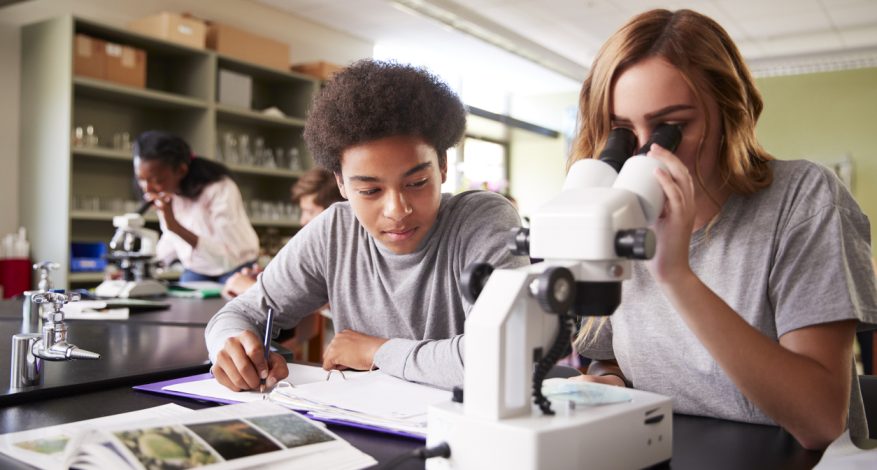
[536,267,575,315]
[506,227,530,256]
[615,228,656,260]
[461,262,494,304]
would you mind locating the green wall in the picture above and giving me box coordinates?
[756,67,877,254]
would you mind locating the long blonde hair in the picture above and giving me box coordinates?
[573,9,774,349]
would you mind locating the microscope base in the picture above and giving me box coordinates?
[95,279,167,298]
[426,387,672,470]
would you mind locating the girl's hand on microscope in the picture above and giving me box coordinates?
[644,144,696,285]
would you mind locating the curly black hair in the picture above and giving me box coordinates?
[303,59,466,174]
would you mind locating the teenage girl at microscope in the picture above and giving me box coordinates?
[132,130,258,283]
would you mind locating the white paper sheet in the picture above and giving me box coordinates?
[163,364,450,436]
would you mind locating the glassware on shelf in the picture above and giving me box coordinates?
[222,132,239,165]
[84,125,99,148]
[253,137,265,166]
[112,132,131,151]
[72,126,84,147]
[238,134,253,166]
[264,148,275,169]
[289,147,303,171]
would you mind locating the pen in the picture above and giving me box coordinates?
[260,307,274,394]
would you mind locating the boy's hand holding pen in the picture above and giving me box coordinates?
[260,307,275,395]
[209,307,289,393]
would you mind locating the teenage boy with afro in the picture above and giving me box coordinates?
[206,60,528,390]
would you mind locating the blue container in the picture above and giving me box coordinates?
[70,242,108,272]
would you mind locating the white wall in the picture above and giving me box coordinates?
[508,91,577,219]
[0,0,373,232]
[0,23,20,237]
[508,129,567,220]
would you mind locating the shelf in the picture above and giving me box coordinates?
[74,77,209,110]
[22,15,317,290]
[250,218,301,228]
[72,147,131,161]
[226,164,305,178]
[69,272,104,282]
[76,18,210,58]
[216,104,307,128]
[72,211,159,223]
[217,55,317,84]
[69,270,181,283]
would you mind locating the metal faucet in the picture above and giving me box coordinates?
[11,290,100,389]
[21,261,60,334]
[34,261,59,291]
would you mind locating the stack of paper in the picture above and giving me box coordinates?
[63,300,129,320]
[162,364,452,438]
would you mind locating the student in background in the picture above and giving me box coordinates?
[571,9,877,450]
[206,59,528,391]
[221,167,344,299]
[133,130,259,283]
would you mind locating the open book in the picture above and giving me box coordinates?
[0,402,375,470]
[140,364,452,439]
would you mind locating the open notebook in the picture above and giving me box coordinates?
[135,364,452,440]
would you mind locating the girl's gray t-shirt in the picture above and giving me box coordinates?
[206,191,528,389]
[577,159,877,437]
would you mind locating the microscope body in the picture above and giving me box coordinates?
[95,213,167,298]
[427,126,680,470]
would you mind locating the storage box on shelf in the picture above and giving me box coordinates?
[291,61,344,81]
[127,12,207,49]
[74,33,147,89]
[21,15,317,288]
[73,34,105,79]
[104,42,146,88]
[206,21,289,70]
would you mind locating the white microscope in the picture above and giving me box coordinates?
[95,202,167,298]
[427,124,682,470]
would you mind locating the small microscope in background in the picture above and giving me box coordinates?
[94,201,167,298]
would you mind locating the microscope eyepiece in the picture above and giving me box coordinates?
[136,199,154,215]
[597,128,637,173]
[635,123,682,155]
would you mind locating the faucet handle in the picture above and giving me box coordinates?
[32,261,60,291]
[32,290,79,312]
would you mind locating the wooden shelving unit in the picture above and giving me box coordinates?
[20,16,319,288]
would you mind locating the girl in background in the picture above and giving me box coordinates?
[133,130,259,283]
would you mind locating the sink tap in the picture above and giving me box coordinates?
[10,290,100,389]
[21,261,60,334]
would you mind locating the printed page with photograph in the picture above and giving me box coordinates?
[65,401,375,470]
[0,404,192,470]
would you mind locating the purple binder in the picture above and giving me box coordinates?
[133,374,426,441]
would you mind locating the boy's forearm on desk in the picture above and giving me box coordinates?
[375,336,464,390]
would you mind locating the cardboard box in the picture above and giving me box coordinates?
[73,34,106,80]
[128,12,206,49]
[218,69,252,109]
[206,22,289,70]
[291,61,344,80]
[105,42,146,88]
